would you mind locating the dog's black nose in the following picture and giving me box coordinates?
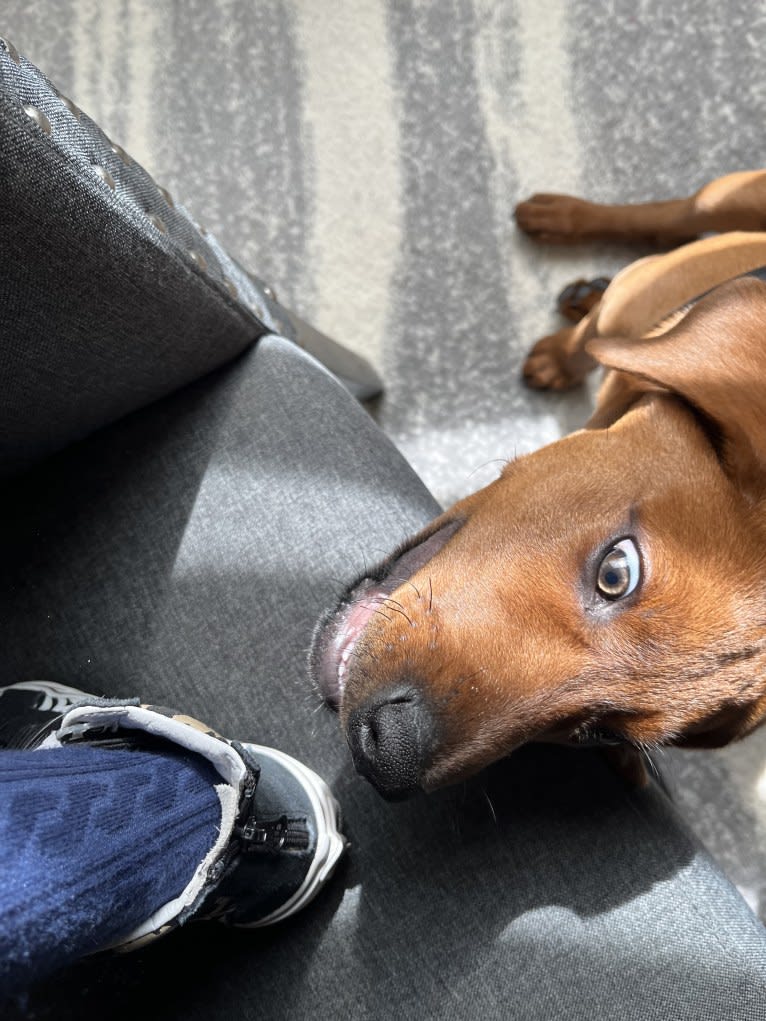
[347,691,436,800]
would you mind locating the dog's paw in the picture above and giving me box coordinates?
[522,329,588,391]
[557,277,611,323]
[514,193,597,242]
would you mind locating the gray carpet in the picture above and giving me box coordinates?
[5,0,766,921]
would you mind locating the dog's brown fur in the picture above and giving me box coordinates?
[314,170,766,793]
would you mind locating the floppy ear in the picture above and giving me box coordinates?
[587,276,766,494]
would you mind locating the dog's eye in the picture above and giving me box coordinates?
[596,539,640,600]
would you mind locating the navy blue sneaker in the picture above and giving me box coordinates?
[0,681,346,947]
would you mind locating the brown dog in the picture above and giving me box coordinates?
[311,170,766,799]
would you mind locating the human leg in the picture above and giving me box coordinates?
[0,679,345,999]
[0,742,221,997]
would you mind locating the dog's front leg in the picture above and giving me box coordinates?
[514,170,766,245]
[522,309,600,390]
[514,192,698,246]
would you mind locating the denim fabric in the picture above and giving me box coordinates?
[2,337,765,1020]
[0,38,291,476]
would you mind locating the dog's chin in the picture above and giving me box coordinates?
[310,518,464,711]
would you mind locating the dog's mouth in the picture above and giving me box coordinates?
[310,518,463,710]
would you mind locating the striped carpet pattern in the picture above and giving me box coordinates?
[5,0,766,920]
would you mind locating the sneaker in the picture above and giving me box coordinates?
[0,681,347,948]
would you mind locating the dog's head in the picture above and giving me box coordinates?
[311,277,766,798]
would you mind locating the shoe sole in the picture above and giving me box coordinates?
[237,744,347,927]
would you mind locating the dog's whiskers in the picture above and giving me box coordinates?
[360,598,394,623]
[633,739,664,784]
[468,457,508,482]
[383,598,414,626]
[482,787,499,825]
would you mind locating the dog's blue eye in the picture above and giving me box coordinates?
[596,539,640,600]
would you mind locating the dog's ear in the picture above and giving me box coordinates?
[587,276,766,494]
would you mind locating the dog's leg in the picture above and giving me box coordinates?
[595,232,766,336]
[515,170,766,244]
[522,309,601,390]
[524,233,766,390]
[524,255,664,389]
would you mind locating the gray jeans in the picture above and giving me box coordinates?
[2,337,766,1020]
